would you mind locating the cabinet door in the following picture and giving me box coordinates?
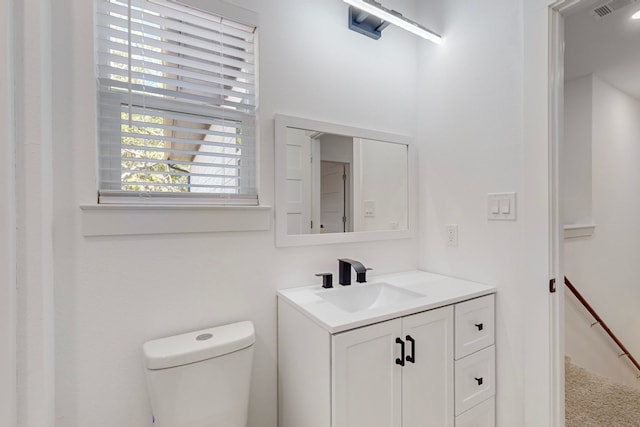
[402,306,455,427]
[332,318,402,427]
[455,295,494,359]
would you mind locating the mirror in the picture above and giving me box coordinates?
[275,114,415,247]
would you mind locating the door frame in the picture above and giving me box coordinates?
[549,5,565,426]
[0,0,16,425]
[548,1,588,425]
[523,1,587,425]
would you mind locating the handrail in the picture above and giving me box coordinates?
[564,276,640,376]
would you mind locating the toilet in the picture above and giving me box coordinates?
[143,321,255,427]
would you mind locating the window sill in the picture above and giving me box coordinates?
[563,224,596,239]
[80,204,272,236]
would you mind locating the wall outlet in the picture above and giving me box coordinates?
[364,200,376,217]
[446,224,458,247]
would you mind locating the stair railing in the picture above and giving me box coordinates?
[564,276,640,378]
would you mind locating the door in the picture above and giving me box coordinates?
[402,307,454,427]
[524,2,564,425]
[332,318,402,427]
[285,132,311,234]
[320,161,349,233]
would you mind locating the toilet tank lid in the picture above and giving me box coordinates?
[143,321,255,370]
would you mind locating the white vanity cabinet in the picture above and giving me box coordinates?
[454,295,496,425]
[332,306,454,427]
[277,271,496,427]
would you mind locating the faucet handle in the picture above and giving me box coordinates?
[315,273,333,289]
[356,267,372,283]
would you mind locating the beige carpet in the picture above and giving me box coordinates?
[566,358,640,427]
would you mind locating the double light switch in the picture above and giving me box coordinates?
[488,192,516,221]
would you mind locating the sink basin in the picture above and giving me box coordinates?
[316,282,425,313]
[278,270,497,333]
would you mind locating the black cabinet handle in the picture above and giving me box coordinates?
[405,335,415,363]
[395,338,405,366]
[475,323,484,331]
[474,377,484,386]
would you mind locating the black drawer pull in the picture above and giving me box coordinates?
[474,377,484,386]
[405,335,415,364]
[474,323,484,331]
[395,338,405,366]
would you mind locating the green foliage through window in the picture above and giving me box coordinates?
[120,112,190,192]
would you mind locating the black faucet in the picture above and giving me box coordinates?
[338,258,371,285]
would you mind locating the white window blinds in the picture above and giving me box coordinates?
[97,0,258,205]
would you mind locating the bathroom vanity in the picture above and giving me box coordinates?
[277,270,496,427]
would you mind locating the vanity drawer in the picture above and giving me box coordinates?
[455,295,494,359]
[454,345,495,416]
[455,396,495,427]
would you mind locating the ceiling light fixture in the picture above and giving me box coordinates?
[343,0,443,44]
[632,9,640,19]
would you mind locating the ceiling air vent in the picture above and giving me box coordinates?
[591,0,638,18]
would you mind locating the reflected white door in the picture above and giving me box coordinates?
[320,161,348,233]
[285,134,311,234]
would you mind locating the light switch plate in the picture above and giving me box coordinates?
[488,192,516,221]
[364,200,376,217]
[446,224,458,246]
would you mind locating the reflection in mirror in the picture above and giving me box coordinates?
[284,127,408,235]
[275,115,414,247]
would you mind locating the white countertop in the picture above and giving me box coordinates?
[277,270,496,333]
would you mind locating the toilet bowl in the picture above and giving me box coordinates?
[143,321,255,427]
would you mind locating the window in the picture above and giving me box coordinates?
[97,0,258,205]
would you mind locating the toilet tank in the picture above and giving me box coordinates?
[143,321,255,427]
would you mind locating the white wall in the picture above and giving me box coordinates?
[563,76,593,225]
[417,0,556,425]
[15,0,56,425]
[356,140,408,231]
[0,0,16,425]
[51,0,419,426]
[319,134,353,163]
[564,75,640,388]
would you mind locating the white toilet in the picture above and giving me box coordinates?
[143,321,255,427]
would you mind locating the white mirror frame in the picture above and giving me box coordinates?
[274,114,417,247]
